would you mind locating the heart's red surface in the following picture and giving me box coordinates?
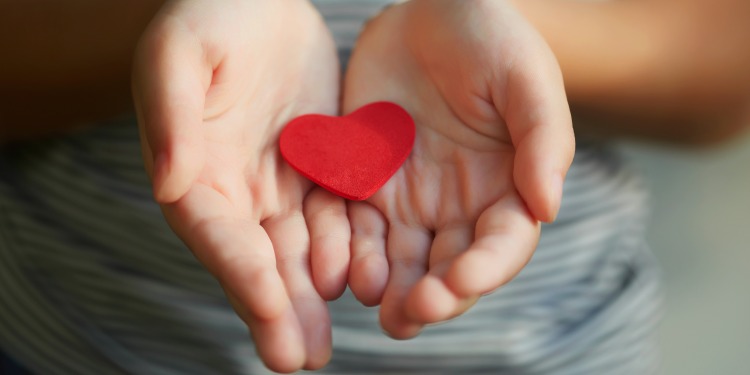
[280,102,415,200]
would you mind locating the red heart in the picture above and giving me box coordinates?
[279,102,415,200]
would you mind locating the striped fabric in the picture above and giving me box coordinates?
[0,1,663,374]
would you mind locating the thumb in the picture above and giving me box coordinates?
[132,23,210,204]
[495,45,575,223]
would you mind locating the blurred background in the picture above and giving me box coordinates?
[618,132,750,375]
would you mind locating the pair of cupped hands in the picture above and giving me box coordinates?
[132,0,574,372]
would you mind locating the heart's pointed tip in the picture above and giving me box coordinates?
[322,185,377,202]
[348,194,371,202]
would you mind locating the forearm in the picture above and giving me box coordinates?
[511,0,750,145]
[0,0,165,142]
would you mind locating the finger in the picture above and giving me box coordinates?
[165,186,306,369]
[304,188,351,301]
[379,223,432,339]
[428,224,473,271]
[264,212,331,370]
[493,41,575,222]
[348,201,389,306]
[132,22,211,203]
[408,275,479,324]
[444,194,540,298]
[406,224,473,323]
[226,294,305,374]
[164,184,289,321]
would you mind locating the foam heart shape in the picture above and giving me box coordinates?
[279,101,415,200]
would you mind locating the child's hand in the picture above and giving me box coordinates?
[343,0,575,338]
[132,0,347,371]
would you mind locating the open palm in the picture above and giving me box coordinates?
[343,0,575,339]
[132,0,348,371]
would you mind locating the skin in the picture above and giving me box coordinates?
[132,0,349,372]
[343,0,574,338]
[3,0,749,372]
[511,0,750,145]
[3,0,748,145]
[133,0,574,367]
